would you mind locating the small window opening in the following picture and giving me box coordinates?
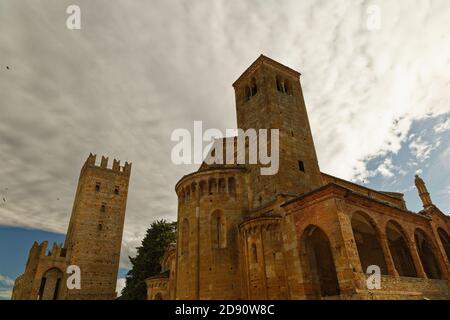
[114,186,119,195]
[250,78,257,96]
[252,243,258,262]
[284,79,291,94]
[95,183,100,192]
[100,204,106,213]
[245,78,258,101]
[245,86,251,101]
[276,76,282,92]
[298,161,305,172]
[276,76,292,95]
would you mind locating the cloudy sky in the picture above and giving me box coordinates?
[0,0,449,298]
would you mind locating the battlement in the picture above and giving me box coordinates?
[85,153,131,175]
[29,241,67,260]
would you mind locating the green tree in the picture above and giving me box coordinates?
[119,219,177,300]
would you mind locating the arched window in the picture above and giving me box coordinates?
[437,228,450,263]
[351,212,388,274]
[245,78,258,101]
[181,219,189,256]
[209,179,217,194]
[186,188,190,202]
[228,177,236,194]
[275,75,292,95]
[245,86,251,101]
[199,180,206,196]
[414,229,442,279]
[251,243,258,262]
[386,221,417,277]
[211,210,226,248]
[276,76,283,92]
[284,79,291,94]
[250,78,257,96]
[179,190,185,203]
[190,183,196,198]
[218,178,226,193]
[301,225,340,297]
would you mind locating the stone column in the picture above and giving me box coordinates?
[429,237,450,280]
[379,234,399,277]
[334,200,364,293]
[409,242,427,278]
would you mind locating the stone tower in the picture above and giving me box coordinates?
[415,174,433,208]
[232,55,323,208]
[12,154,131,300]
[64,154,131,299]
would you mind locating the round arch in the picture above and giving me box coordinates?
[211,209,226,249]
[38,267,64,300]
[300,225,340,298]
[385,220,417,277]
[414,228,442,279]
[351,211,388,275]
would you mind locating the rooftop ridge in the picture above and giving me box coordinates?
[232,54,301,88]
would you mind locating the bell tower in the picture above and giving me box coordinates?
[232,55,323,207]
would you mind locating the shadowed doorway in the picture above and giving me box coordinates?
[302,225,340,298]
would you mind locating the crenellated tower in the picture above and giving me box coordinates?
[64,154,131,299]
[12,154,131,300]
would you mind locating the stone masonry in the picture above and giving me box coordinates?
[146,55,450,300]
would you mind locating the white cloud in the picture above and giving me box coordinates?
[376,158,395,178]
[0,274,14,300]
[434,118,450,134]
[0,289,12,300]
[409,136,441,162]
[0,274,14,287]
[116,278,126,297]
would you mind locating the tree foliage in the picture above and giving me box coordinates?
[119,219,177,300]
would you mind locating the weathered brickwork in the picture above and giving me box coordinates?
[12,154,131,300]
[147,55,450,300]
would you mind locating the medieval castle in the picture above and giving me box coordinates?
[12,55,450,300]
[12,155,131,300]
